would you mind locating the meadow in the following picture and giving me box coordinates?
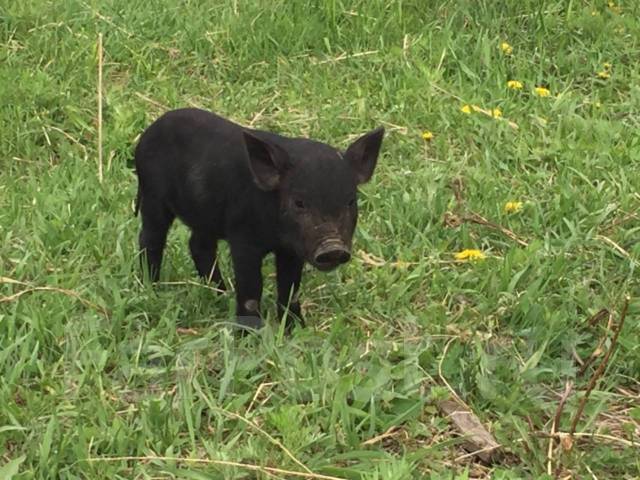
[1,1,639,478]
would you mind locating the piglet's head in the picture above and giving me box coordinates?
[243,127,384,271]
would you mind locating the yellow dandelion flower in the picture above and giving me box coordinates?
[534,116,548,126]
[591,10,599,16]
[492,108,503,118]
[603,62,612,70]
[455,249,486,262]
[421,130,434,141]
[391,260,411,269]
[596,70,610,79]
[507,80,524,90]
[594,101,602,108]
[534,86,551,97]
[500,42,513,55]
[607,1,621,12]
[504,201,523,213]
[461,104,473,114]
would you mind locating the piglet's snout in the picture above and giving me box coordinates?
[313,240,351,267]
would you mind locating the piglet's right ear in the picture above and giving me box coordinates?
[243,131,291,191]
[344,126,385,185]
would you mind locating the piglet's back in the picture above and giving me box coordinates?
[134,108,257,232]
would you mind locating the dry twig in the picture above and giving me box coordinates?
[577,344,606,378]
[0,278,109,318]
[535,431,638,449]
[362,426,399,446]
[586,308,610,328]
[596,234,630,258]
[547,380,574,475]
[83,456,346,479]
[208,406,312,474]
[553,381,574,434]
[462,212,529,247]
[312,49,378,65]
[445,179,529,247]
[97,33,103,183]
[569,297,630,437]
[246,381,277,414]
[579,310,613,377]
[599,210,639,233]
[135,91,169,110]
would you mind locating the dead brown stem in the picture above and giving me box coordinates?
[535,431,638,449]
[445,179,528,247]
[362,426,399,446]
[0,285,109,318]
[82,456,345,479]
[547,380,574,474]
[569,297,630,437]
[586,308,610,327]
[553,381,574,432]
[97,33,103,183]
[600,210,639,233]
[450,178,465,208]
[463,212,529,247]
[579,310,614,377]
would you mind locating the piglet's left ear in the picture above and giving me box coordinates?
[344,126,385,185]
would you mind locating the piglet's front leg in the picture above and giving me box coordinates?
[230,242,264,330]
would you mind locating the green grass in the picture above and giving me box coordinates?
[1,0,639,478]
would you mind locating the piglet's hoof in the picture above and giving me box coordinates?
[236,315,263,332]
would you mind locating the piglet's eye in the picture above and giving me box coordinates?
[294,199,306,209]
